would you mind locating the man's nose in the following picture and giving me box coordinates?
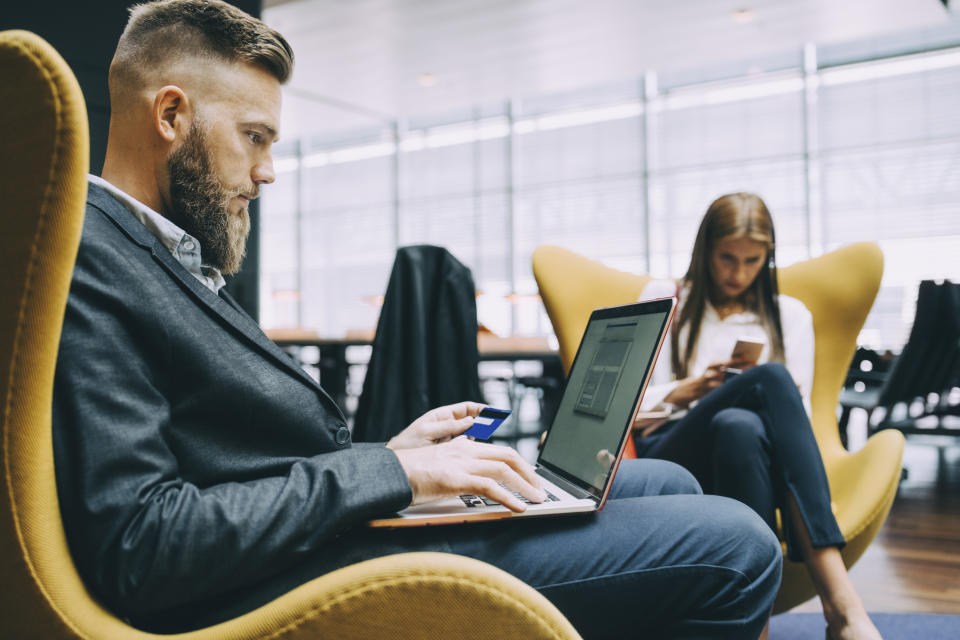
[252,155,275,186]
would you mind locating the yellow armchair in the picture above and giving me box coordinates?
[0,30,580,640]
[532,244,905,613]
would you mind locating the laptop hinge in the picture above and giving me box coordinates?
[538,466,596,502]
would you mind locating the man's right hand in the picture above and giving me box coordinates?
[390,437,546,512]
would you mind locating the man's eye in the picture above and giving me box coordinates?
[247,132,262,144]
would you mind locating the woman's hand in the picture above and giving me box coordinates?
[665,362,730,407]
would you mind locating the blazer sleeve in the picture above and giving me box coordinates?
[53,217,413,617]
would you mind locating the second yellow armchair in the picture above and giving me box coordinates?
[532,243,904,613]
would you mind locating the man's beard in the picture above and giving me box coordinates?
[167,121,253,275]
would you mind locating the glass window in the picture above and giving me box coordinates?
[261,38,960,355]
[818,54,960,347]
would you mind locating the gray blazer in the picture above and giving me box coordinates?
[53,183,433,631]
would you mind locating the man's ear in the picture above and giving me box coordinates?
[153,85,190,143]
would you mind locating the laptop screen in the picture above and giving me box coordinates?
[538,300,673,499]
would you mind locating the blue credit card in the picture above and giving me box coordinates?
[463,407,512,440]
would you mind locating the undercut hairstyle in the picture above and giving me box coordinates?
[109,0,294,97]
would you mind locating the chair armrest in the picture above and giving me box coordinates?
[188,552,582,640]
[825,430,904,541]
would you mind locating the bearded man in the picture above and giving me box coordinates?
[53,1,782,636]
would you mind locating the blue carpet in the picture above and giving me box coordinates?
[770,613,960,639]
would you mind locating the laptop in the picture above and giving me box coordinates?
[368,297,677,528]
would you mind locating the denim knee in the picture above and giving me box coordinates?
[649,459,702,496]
[703,496,783,587]
[711,408,766,457]
[611,458,702,498]
[746,361,795,392]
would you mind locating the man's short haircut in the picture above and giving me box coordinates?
[110,0,294,94]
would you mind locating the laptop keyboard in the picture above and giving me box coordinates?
[460,483,559,508]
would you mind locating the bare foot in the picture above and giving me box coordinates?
[825,609,882,640]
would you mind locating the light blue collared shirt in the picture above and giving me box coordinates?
[89,175,226,293]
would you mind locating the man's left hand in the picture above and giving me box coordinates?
[386,401,485,450]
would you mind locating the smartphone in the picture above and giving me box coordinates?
[463,407,512,440]
[731,336,766,367]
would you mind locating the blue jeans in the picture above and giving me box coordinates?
[142,460,782,637]
[446,459,782,639]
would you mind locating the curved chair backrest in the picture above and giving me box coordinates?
[532,246,651,373]
[777,242,884,458]
[0,29,98,638]
[1,29,170,640]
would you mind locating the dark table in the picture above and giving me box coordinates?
[266,330,563,425]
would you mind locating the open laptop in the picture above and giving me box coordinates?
[368,297,677,528]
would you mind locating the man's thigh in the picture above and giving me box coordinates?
[444,460,781,639]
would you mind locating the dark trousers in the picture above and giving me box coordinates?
[635,362,845,561]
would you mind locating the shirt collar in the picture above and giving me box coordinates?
[88,175,226,293]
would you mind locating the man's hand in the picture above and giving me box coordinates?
[386,401,485,450]
[391,437,546,512]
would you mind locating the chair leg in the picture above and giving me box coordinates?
[838,406,852,449]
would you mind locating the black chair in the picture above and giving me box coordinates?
[352,245,484,442]
[514,370,563,434]
[837,347,894,446]
[839,280,960,439]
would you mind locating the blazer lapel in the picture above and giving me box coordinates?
[151,249,320,391]
[86,184,346,419]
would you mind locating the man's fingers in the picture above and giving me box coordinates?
[462,473,533,513]
[438,401,486,420]
[395,437,544,513]
[469,477,527,512]
[461,440,541,488]
[420,415,474,440]
[468,459,546,505]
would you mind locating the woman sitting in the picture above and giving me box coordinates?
[636,192,881,640]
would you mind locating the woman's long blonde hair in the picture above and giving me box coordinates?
[672,192,785,378]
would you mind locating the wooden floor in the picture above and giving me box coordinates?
[793,435,960,615]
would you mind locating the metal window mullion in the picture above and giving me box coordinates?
[392,121,401,251]
[507,100,518,335]
[640,71,656,274]
[803,42,824,258]
[294,138,304,327]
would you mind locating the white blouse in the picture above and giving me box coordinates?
[639,278,814,416]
